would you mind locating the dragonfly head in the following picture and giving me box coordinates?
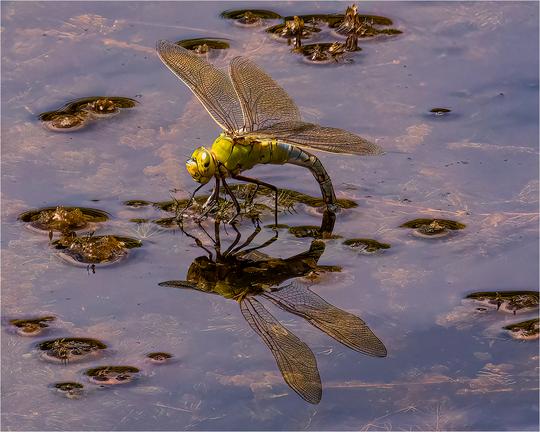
[186,147,216,184]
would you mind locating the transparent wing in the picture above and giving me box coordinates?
[264,282,387,357]
[246,120,383,155]
[229,57,301,132]
[240,297,322,404]
[156,40,244,133]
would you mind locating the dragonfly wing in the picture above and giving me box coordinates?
[248,120,383,155]
[229,57,301,132]
[264,282,387,357]
[240,297,322,404]
[156,40,244,133]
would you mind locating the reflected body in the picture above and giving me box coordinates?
[156,40,382,223]
[160,218,386,404]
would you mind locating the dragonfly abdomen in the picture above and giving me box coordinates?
[283,144,337,209]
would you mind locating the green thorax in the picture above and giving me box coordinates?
[210,133,289,175]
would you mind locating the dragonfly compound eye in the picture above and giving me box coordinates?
[186,147,215,184]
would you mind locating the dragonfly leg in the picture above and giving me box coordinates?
[175,183,204,224]
[220,176,241,224]
[233,174,279,227]
[196,177,221,222]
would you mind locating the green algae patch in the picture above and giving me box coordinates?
[289,225,342,239]
[52,382,85,399]
[176,38,230,54]
[10,316,55,337]
[430,107,452,115]
[39,96,137,131]
[38,337,107,364]
[283,13,344,27]
[401,218,465,238]
[466,291,539,314]
[54,382,84,391]
[221,9,281,26]
[153,217,177,227]
[343,238,390,253]
[53,233,141,266]
[146,352,173,364]
[153,197,207,213]
[295,42,359,64]
[123,200,152,208]
[85,366,140,385]
[503,318,539,340]
[19,206,109,233]
[264,223,290,229]
[400,218,466,230]
[266,20,322,42]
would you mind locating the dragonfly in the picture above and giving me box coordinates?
[156,40,383,225]
[159,220,387,404]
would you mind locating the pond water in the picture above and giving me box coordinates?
[1,1,538,430]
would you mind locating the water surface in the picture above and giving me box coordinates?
[2,1,538,430]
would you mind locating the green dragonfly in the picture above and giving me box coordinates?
[156,40,382,224]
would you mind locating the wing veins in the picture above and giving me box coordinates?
[240,297,322,404]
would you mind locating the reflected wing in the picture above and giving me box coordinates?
[229,57,301,132]
[240,297,322,404]
[247,120,383,155]
[156,40,244,133]
[264,283,387,357]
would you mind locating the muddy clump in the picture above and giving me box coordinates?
[466,291,539,315]
[9,316,55,337]
[176,38,230,55]
[123,200,153,208]
[289,225,342,239]
[343,238,390,254]
[400,218,466,238]
[85,366,140,385]
[52,233,142,266]
[19,206,109,234]
[503,318,539,340]
[146,352,173,364]
[267,16,321,46]
[52,382,85,399]
[39,96,137,131]
[296,42,357,64]
[38,337,107,364]
[221,9,281,27]
[430,107,452,116]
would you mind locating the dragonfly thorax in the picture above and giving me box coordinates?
[186,146,217,184]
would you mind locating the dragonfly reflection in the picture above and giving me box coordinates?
[160,213,386,404]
